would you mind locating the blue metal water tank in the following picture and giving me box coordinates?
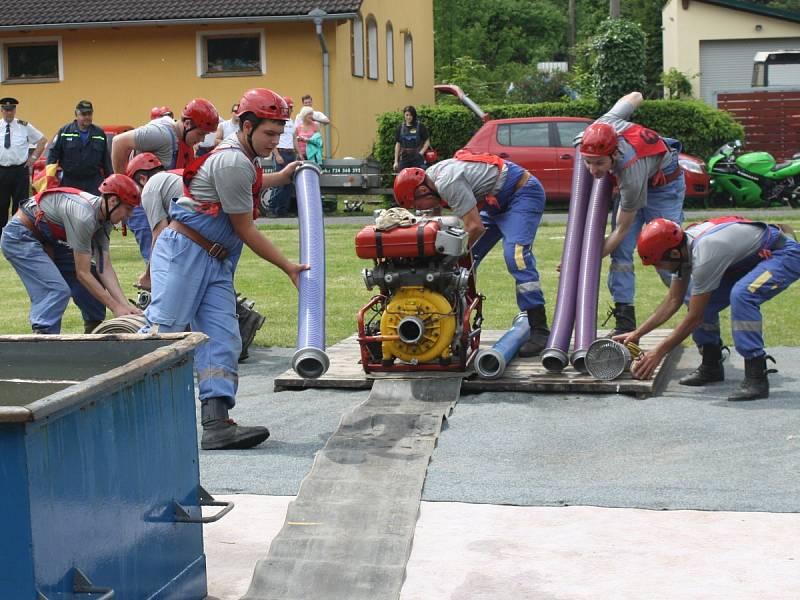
[0,333,225,600]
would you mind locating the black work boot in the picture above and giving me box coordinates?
[610,303,636,337]
[518,306,550,358]
[236,295,266,363]
[679,343,726,386]
[728,355,776,402]
[83,320,103,334]
[200,398,270,450]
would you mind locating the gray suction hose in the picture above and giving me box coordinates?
[541,152,593,373]
[571,174,612,373]
[292,162,330,379]
[475,312,530,379]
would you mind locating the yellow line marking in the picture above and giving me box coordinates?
[747,271,772,294]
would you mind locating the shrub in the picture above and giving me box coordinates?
[375,99,744,177]
[591,18,647,111]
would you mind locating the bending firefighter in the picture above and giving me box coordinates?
[393,151,549,356]
[143,88,308,450]
[578,91,685,336]
[0,175,143,333]
[616,217,799,401]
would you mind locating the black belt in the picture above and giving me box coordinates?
[0,162,27,169]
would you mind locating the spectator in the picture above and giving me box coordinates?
[393,105,430,172]
[214,103,240,146]
[0,97,45,232]
[295,107,319,160]
[46,100,113,195]
[294,94,329,128]
[268,97,299,217]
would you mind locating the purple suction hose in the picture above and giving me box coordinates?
[541,152,594,373]
[292,162,330,378]
[570,175,612,374]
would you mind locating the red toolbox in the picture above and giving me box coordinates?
[355,221,441,259]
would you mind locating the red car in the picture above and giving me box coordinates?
[462,116,710,204]
[434,85,710,205]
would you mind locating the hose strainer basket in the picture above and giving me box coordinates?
[584,339,643,380]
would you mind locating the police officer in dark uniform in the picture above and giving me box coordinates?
[46,100,113,194]
[0,97,45,232]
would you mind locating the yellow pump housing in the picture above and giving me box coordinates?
[380,286,456,363]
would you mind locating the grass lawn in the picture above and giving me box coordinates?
[1,214,798,349]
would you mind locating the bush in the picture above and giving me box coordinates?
[591,18,647,111]
[375,99,745,177]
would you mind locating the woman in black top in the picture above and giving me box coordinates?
[393,106,431,171]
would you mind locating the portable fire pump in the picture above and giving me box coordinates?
[355,214,483,373]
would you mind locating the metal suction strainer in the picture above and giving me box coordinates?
[585,339,641,380]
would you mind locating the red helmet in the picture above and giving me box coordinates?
[125,152,163,179]
[99,174,141,207]
[150,105,173,119]
[637,218,684,265]
[580,122,618,157]
[182,98,219,133]
[393,168,427,209]
[424,148,438,164]
[283,96,294,108]
[237,89,290,121]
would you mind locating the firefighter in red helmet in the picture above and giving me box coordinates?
[577,91,686,338]
[1,174,142,334]
[142,88,308,450]
[618,217,799,402]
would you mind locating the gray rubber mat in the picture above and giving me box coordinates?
[240,377,462,600]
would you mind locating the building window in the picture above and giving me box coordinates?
[366,15,378,80]
[404,32,414,88]
[351,16,364,77]
[386,23,394,83]
[1,38,61,83]
[197,29,265,77]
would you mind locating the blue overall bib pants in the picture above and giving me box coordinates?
[690,224,800,358]
[608,138,686,304]
[0,207,106,333]
[471,161,546,311]
[144,202,244,409]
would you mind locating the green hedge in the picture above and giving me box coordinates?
[375,99,744,177]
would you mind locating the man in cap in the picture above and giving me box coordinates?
[577,91,685,336]
[46,100,113,195]
[0,97,46,232]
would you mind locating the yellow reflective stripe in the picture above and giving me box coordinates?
[514,244,526,270]
[747,271,772,294]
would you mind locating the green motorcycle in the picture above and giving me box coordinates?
[708,140,800,208]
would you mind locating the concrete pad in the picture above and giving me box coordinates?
[203,495,800,600]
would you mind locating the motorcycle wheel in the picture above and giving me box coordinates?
[706,191,734,209]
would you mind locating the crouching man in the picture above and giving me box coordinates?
[0,175,143,333]
[393,151,550,357]
[615,217,799,401]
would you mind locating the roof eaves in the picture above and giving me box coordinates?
[0,11,358,32]
[696,0,800,25]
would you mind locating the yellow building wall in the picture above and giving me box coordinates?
[330,0,435,158]
[0,5,433,158]
[663,0,800,97]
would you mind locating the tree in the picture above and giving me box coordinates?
[591,18,647,110]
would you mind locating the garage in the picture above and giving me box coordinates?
[699,37,800,105]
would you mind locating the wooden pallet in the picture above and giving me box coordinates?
[273,329,682,398]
